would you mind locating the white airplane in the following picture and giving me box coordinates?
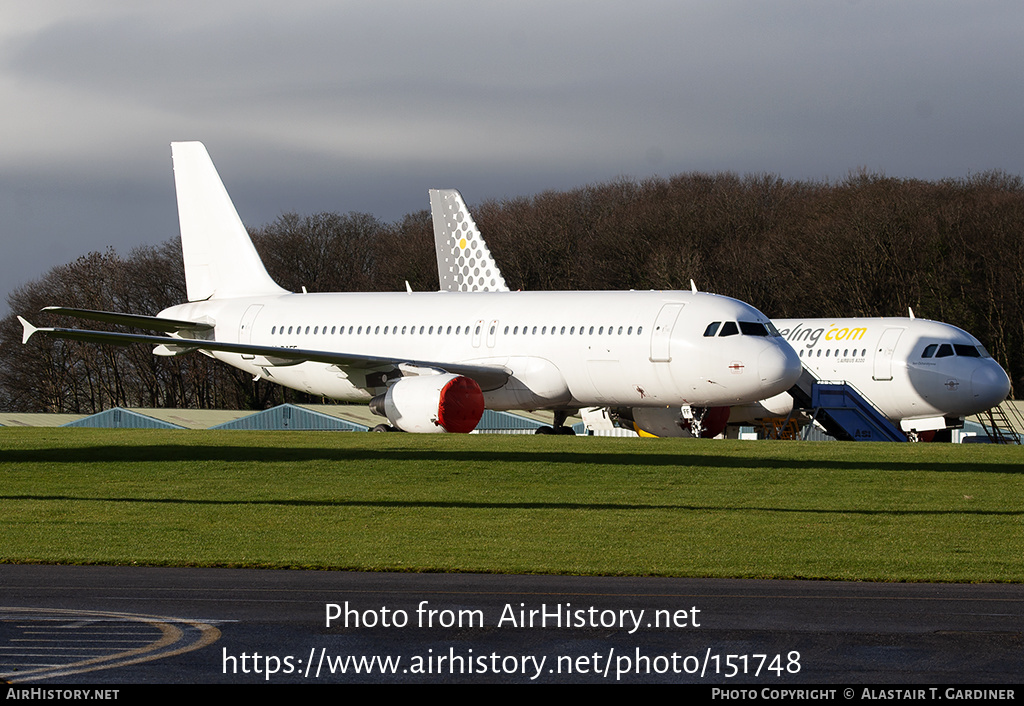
[18,142,802,434]
[429,189,1012,440]
[729,316,1011,439]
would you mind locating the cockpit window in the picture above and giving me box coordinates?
[924,342,990,359]
[766,321,782,337]
[954,344,981,357]
[706,320,777,337]
[738,321,770,336]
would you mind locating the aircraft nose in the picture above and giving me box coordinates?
[759,341,802,391]
[971,360,1011,410]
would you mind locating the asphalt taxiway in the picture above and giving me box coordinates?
[1,565,1021,684]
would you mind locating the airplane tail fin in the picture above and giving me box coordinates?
[429,189,508,292]
[171,142,288,301]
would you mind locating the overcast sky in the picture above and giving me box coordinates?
[2,1,1023,313]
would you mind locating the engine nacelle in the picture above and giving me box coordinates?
[370,374,484,433]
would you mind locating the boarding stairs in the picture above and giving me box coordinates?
[787,367,907,442]
[980,401,1023,444]
[756,417,802,440]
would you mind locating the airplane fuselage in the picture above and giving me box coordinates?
[162,289,802,412]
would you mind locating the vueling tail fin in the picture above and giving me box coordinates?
[171,142,288,301]
[429,189,508,292]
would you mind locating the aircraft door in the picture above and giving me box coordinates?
[649,303,685,362]
[872,327,904,381]
[472,319,484,348]
[486,319,499,348]
[238,304,263,359]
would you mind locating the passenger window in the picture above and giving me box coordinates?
[703,322,721,337]
[936,344,954,358]
[719,321,739,337]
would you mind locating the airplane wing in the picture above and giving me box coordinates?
[19,317,511,392]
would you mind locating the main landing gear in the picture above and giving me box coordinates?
[534,410,577,435]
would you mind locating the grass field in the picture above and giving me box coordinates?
[1,427,1022,582]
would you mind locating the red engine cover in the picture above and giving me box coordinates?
[700,406,731,438]
[436,376,485,433]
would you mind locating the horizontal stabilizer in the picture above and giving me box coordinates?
[42,306,214,332]
[21,322,511,392]
[17,316,37,345]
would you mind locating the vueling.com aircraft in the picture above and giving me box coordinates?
[429,189,1011,440]
[18,142,802,434]
[727,316,1011,439]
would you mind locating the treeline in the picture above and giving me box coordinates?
[2,170,1022,412]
